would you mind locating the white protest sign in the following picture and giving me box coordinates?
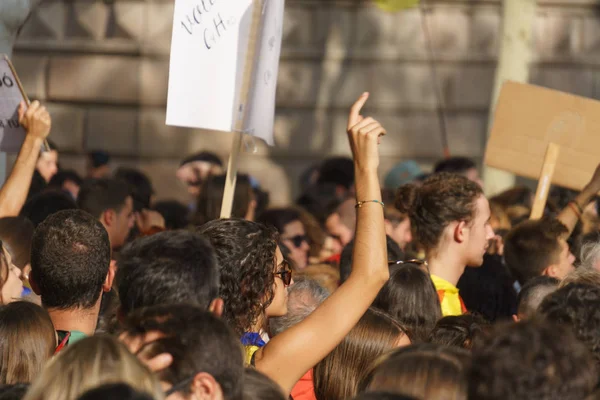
[166,0,284,145]
[0,56,26,153]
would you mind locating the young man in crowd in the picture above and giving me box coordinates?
[30,209,113,347]
[36,139,58,184]
[116,230,222,318]
[122,304,244,400]
[176,151,224,200]
[77,178,135,251]
[513,276,559,321]
[383,206,412,251]
[434,156,482,187]
[396,173,495,316]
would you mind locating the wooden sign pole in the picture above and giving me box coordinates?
[530,142,560,220]
[220,0,263,219]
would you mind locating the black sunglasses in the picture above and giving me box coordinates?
[282,234,308,248]
[275,260,293,286]
[165,375,195,397]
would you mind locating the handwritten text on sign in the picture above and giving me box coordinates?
[0,58,26,153]
[166,0,284,145]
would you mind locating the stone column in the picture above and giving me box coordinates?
[0,0,42,57]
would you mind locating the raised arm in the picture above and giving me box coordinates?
[557,163,600,237]
[255,93,390,394]
[0,101,51,217]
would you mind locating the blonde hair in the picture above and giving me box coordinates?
[560,268,600,288]
[24,335,164,400]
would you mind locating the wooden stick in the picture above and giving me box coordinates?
[530,142,560,220]
[220,0,264,219]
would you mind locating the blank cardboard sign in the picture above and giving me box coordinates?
[485,81,600,191]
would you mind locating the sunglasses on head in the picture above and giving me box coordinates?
[275,260,293,286]
[282,235,308,248]
[388,259,429,272]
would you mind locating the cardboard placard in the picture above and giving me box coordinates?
[166,0,284,145]
[485,81,600,190]
[0,56,27,153]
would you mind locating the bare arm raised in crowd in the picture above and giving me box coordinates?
[254,92,390,394]
[557,163,600,237]
[0,101,51,218]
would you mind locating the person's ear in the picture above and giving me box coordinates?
[102,209,116,227]
[384,219,394,236]
[190,372,222,400]
[543,265,560,279]
[512,314,520,323]
[208,298,224,317]
[453,221,467,243]
[103,260,117,292]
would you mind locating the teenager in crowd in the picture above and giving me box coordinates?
[258,208,311,270]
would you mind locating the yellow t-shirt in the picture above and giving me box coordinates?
[431,274,467,316]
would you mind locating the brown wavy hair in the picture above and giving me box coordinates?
[395,173,483,254]
[196,219,278,336]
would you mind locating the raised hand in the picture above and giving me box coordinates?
[346,92,386,172]
[18,101,51,140]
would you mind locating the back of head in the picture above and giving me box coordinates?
[76,384,154,400]
[352,393,416,400]
[314,308,408,400]
[340,236,404,283]
[317,157,354,190]
[269,278,329,336]
[433,157,476,175]
[296,183,340,225]
[88,151,110,169]
[243,369,285,400]
[257,208,302,234]
[77,178,131,219]
[0,384,29,400]
[180,151,223,168]
[560,267,600,287]
[469,319,597,400]
[516,276,559,319]
[504,218,568,285]
[31,210,111,309]
[538,283,600,363]
[151,200,190,230]
[116,230,219,315]
[580,240,600,271]
[114,168,154,211]
[196,219,277,336]
[428,314,490,350]
[0,217,34,269]
[372,264,441,342]
[122,304,243,400]
[23,335,163,400]
[361,343,470,400]
[395,173,483,253]
[195,174,253,226]
[489,186,533,210]
[20,190,77,228]
[48,170,83,190]
[384,161,422,190]
[0,302,55,384]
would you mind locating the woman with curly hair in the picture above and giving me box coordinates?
[197,93,389,396]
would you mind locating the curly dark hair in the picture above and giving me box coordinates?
[428,314,490,350]
[538,283,600,363]
[395,173,482,253]
[196,219,278,336]
[469,319,598,400]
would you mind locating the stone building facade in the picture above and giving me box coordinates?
[10,0,600,204]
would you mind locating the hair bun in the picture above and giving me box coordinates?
[395,184,419,215]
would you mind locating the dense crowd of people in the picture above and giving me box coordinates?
[0,93,598,400]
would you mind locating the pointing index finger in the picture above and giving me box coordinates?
[348,92,369,130]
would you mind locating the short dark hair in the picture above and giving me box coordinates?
[77,384,153,400]
[20,190,77,228]
[396,173,483,253]
[88,151,110,169]
[257,208,302,234]
[538,283,600,363]
[504,218,568,286]
[516,276,559,318]
[77,179,131,219]
[340,236,404,283]
[180,151,223,167]
[317,157,354,190]
[0,384,29,400]
[48,170,83,189]
[116,231,219,315]
[428,314,490,350]
[122,305,243,400]
[30,210,111,309]
[194,174,253,226]
[0,217,34,269]
[352,392,416,400]
[152,201,190,230]
[114,168,154,212]
[196,219,278,336]
[296,183,341,226]
[243,369,285,400]
[433,157,476,175]
[469,319,598,400]
[372,264,441,342]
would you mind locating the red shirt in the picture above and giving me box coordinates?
[291,369,316,400]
